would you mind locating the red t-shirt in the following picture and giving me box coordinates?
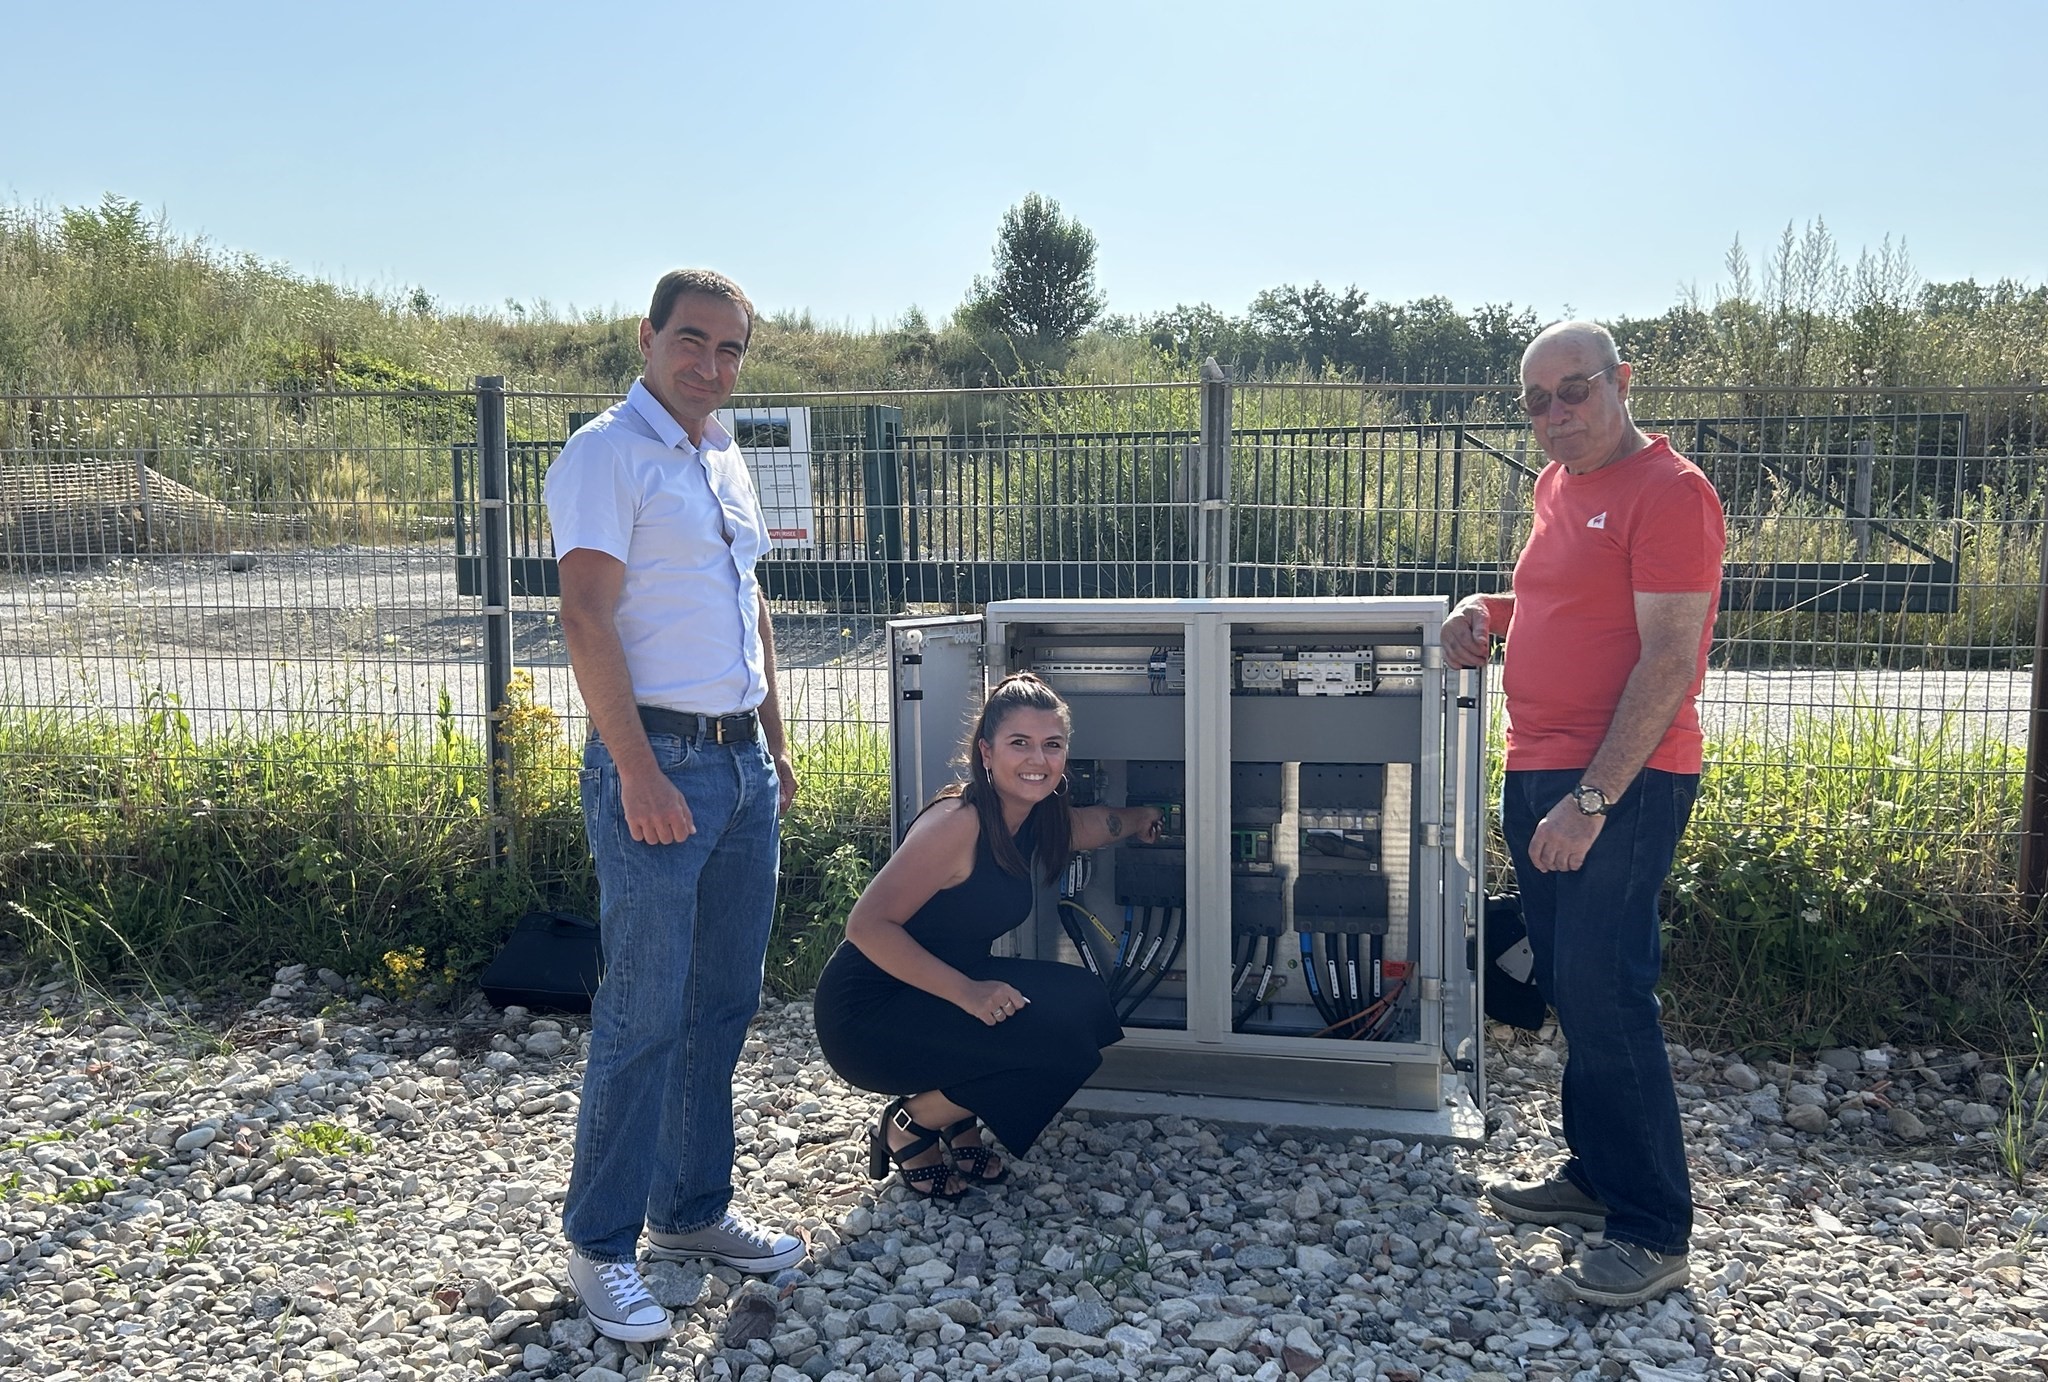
[1487,435,1725,774]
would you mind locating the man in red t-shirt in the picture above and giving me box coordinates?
[1442,320,1725,1307]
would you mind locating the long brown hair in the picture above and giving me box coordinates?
[934,672,1073,881]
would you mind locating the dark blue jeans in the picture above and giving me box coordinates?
[1502,767,1698,1255]
[562,729,781,1264]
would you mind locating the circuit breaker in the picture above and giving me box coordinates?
[888,598,1488,1135]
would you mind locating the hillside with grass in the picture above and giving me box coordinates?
[6,196,2047,396]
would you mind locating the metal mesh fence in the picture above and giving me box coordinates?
[1223,381,2046,909]
[0,387,482,741]
[0,388,506,980]
[2,376,2043,975]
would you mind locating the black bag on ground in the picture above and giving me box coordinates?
[1475,893,1549,1031]
[479,910,603,1013]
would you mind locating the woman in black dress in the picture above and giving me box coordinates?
[814,673,1162,1198]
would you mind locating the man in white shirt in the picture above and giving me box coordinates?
[542,269,804,1342]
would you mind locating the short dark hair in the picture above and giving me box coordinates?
[647,269,756,341]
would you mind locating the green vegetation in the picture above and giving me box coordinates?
[0,687,524,991]
[5,1130,68,1149]
[51,1176,117,1205]
[1663,707,2039,1050]
[276,1122,374,1158]
[1,192,2044,1083]
[6,198,2044,396]
[1996,1005,2048,1187]
[0,676,2036,1053]
[0,677,887,1006]
[956,192,1107,379]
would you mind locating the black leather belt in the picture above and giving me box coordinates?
[637,705,759,745]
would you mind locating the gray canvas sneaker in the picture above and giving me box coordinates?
[645,1211,806,1274]
[1483,1175,1610,1230]
[1563,1240,1691,1306]
[566,1251,672,1343]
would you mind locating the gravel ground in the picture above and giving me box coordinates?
[2,970,2045,1382]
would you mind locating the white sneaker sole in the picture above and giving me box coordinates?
[584,1311,674,1344]
[645,1239,805,1273]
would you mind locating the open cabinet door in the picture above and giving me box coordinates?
[1446,663,1490,1117]
[888,616,986,845]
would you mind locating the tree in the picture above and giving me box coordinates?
[964,193,1105,346]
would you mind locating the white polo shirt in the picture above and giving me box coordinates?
[542,379,769,715]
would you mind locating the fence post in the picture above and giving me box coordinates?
[860,404,905,610]
[2022,507,2048,909]
[476,376,514,865]
[1196,358,1233,597]
[132,447,154,552]
[1850,435,1874,562]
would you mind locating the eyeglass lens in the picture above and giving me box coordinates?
[1521,378,1596,416]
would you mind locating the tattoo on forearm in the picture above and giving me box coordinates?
[1107,812,1123,839]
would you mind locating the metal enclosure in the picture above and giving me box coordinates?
[888,598,1489,1140]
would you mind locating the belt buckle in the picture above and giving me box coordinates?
[710,716,731,745]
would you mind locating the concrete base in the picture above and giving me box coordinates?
[1065,1079,1487,1146]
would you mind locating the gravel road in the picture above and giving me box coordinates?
[0,550,2030,755]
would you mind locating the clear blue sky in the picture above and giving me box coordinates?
[6,0,2043,327]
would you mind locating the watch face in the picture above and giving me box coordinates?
[1574,786,1607,816]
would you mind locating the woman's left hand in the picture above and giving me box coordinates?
[1132,807,1164,843]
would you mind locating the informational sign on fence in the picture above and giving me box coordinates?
[718,406,815,551]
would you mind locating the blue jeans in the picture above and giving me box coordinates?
[561,728,781,1264]
[1502,767,1698,1255]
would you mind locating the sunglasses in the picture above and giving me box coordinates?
[1519,364,1616,417]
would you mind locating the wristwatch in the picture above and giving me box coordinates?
[1569,784,1610,817]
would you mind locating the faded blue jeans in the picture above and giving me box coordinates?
[561,728,781,1265]
[1502,767,1698,1256]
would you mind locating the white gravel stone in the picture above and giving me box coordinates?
[1294,1244,1339,1274]
[172,1124,218,1152]
[1190,1316,1258,1351]
[0,983,2038,1382]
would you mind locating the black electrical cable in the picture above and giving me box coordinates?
[1300,932,1342,1026]
[1345,933,1364,1011]
[1057,901,1106,980]
[1118,906,1185,1022]
[1229,933,1254,993]
[1113,906,1162,1001]
[1319,933,1349,1024]
[1362,980,1406,1040]
[1135,905,1172,983]
[1114,909,1146,995]
[1234,935,1278,1031]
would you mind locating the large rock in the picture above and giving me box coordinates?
[1784,1103,1829,1134]
[1189,1315,1258,1351]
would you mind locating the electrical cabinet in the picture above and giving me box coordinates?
[888,598,1488,1138]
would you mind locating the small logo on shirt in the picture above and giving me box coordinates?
[1586,512,1607,529]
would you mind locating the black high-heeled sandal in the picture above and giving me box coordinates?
[940,1114,1010,1186]
[867,1099,964,1200]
